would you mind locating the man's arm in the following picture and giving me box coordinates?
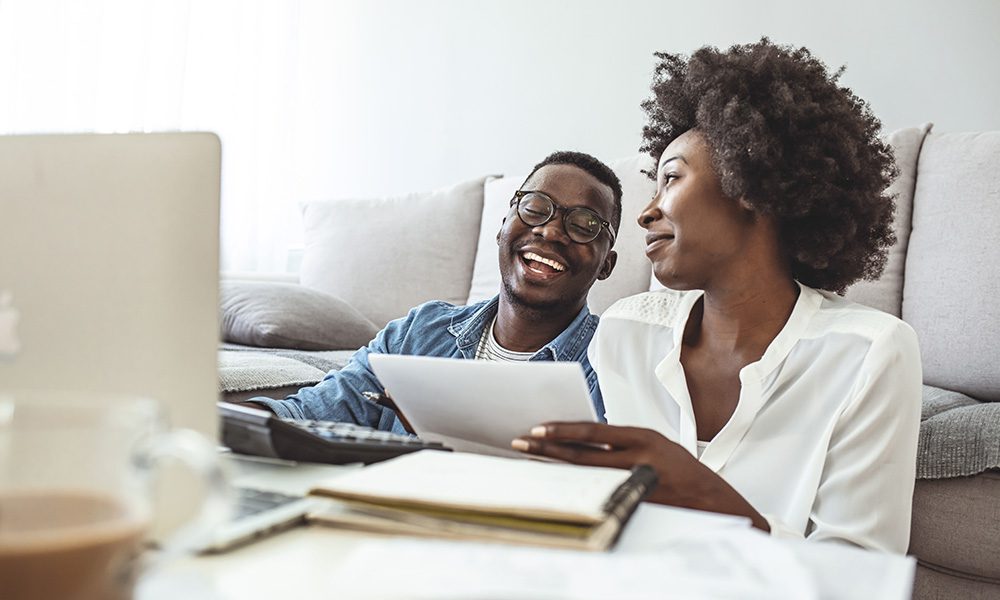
[584,369,606,423]
[241,312,424,434]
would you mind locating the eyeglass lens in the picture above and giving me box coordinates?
[518,193,603,243]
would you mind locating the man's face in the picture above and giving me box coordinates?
[497,164,617,313]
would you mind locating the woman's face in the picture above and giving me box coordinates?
[639,129,757,290]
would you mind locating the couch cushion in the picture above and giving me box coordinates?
[466,154,656,314]
[913,563,1000,600]
[909,470,1000,585]
[220,281,378,351]
[902,132,1000,401]
[588,154,656,313]
[917,386,1000,479]
[218,344,355,393]
[844,124,933,317]
[466,175,521,305]
[299,176,489,328]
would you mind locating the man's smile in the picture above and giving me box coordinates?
[518,247,569,280]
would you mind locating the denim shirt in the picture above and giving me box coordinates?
[252,296,604,434]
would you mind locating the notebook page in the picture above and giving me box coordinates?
[310,451,632,522]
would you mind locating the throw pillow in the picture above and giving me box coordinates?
[220,281,378,351]
[902,130,1000,401]
[844,123,933,317]
[299,176,490,328]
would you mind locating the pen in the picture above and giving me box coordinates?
[361,391,415,434]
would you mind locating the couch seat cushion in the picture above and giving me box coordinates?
[218,344,355,394]
[909,470,1000,584]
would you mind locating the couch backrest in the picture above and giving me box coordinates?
[844,124,932,317]
[901,131,1000,401]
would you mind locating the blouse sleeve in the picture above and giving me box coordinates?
[802,320,923,552]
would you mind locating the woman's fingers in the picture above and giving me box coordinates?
[529,421,654,448]
[511,436,635,469]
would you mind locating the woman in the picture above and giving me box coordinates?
[511,39,922,553]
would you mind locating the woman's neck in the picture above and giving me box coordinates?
[684,273,800,358]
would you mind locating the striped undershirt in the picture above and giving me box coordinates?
[474,316,536,362]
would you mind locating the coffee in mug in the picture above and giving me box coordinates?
[0,391,229,600]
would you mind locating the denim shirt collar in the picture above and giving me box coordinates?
[447,295,597,362]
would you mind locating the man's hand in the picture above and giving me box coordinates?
[364,391,415,434]
[511,422,770,531]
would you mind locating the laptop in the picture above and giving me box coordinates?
[0,132,312,552]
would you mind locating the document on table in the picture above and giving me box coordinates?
[325,529,821,600]
[367,355,597,458]
[326,524,915,600]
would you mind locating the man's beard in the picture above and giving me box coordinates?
[500,276,573,318]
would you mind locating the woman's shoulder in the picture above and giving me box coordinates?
[806,287,918,347]
[601,289,696,328]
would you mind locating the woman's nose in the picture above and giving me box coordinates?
[638,194,662,229]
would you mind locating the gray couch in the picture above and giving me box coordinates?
[219,125,1000,598]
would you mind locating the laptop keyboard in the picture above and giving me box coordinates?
[234,487,302,519]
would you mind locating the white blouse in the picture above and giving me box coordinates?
[591,282,922,553]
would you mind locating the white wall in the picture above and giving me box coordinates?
[3,0,998,270]
[318,0,1000,200]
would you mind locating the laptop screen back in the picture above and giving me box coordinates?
[0,132,221,440]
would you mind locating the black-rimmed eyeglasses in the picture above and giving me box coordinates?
[510,190,616,246]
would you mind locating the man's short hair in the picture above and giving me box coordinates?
[522,151,623,234]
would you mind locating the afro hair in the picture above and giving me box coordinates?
[640,38,898,293]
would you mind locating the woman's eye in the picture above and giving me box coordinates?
[657,173,678,191]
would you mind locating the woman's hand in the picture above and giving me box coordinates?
[512,422,770,531]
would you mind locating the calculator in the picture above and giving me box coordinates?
[218,402,451,465]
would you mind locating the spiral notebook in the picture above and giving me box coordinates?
[307,451,657,551]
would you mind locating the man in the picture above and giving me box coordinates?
[242,151,621,433]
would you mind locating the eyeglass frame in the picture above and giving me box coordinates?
[509,190,616,246]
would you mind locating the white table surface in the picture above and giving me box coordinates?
[138,454,915,600]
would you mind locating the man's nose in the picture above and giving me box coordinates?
[533,212,571,243]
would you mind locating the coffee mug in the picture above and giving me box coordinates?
[0,391,230,600]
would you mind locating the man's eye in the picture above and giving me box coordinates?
[523,207,547,217]
[568,214,599,234]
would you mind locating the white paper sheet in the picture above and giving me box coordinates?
[367,355,597,456]
[324,502,915,600]
[326,529,820,600]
